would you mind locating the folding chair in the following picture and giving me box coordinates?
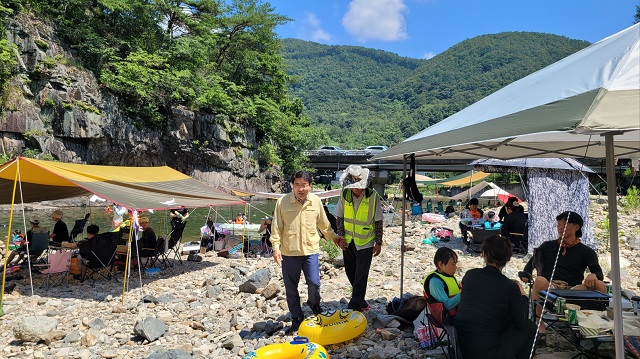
[69,213,90,241]
[165,222,187,265]
[17,231,49,265]
[38,250,71,290]
[422,297,462,358]
[468,227,499,253]
[78,233,118,285]
[140,237,167,270]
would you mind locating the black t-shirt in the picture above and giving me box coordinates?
[141,228,157,248]
[502,211,528,234]
[525,240,603,286]
[51,220,69,243]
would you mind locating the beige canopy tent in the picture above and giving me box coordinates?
[374,24,639,357]
[0,157,245,308]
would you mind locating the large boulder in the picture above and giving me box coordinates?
[238,268,271,294]
[13,316,58,342]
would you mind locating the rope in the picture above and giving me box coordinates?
[527,214,572,359]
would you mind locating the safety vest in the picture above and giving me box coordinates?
[422,271,460,299]
[342,189,378,247]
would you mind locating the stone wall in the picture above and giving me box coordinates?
[0,13,279,193]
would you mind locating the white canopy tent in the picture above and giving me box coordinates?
[374,23,640,357]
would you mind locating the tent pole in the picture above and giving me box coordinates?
[605,133,623,358]
[400,155,407,298]
[0,160,20,315]
[121,223,136,304]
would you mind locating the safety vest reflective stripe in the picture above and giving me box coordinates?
[343,190,377,246]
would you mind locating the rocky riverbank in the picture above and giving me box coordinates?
[0,199,638,358]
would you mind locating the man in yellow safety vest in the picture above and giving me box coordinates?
[334,165,384,311]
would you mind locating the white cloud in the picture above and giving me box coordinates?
[422,52,436,59]
[300,12,333,42]
[311,29,332,42]
[342,0,409,42]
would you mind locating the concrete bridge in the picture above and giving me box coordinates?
[303,151,474,196]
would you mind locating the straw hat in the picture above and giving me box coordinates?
[340,165,370,189]
[29,215,40,225]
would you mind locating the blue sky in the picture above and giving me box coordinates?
[265,0,638,59]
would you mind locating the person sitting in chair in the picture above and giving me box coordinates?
[454,235,536,359]
[49,209,69,246]
[423,247,461,323]
[232,213,245,224]
[459,198,484,245]
[520,211,605,345]
[6,215,48,266]
[85,224,99,240]
[137,217,157,257]
[483,211,502,230]
[502,202,528,250]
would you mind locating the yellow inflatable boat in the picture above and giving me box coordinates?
[242,336,329,359]
[298,309,367,346]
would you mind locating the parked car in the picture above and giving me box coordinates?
[364,145,389,155]
[317,146,346,155]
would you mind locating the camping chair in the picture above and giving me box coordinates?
[140,237,167,270]
[508,222,529,254]
[165,221,187,265]
[37,250,71,290]
[422,287,462,358]
[69,213,90,241]
[78,232,118,285]
[468,227,499,253]
[16,231,49,265]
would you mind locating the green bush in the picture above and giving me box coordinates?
[257,143,282,169]
[34,38,49,50]
[624,186,640,211]
[42,98,56,108]
[41,56,57,69]
[320,238,340,260]
[74,100,101,115]
[61,101,73,110]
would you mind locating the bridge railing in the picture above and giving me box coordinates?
[303,150,371,156]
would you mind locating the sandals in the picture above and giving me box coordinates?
[537,332,547,346]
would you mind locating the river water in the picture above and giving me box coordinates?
[0,198,346,243]
[0,201,278,243]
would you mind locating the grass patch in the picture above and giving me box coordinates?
[74,100,101,115]
[34,39,49,50]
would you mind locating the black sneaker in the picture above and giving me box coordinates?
[311,305,323,315]
[286,316,304,334]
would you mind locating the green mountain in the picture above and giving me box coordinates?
[282,33,590,149]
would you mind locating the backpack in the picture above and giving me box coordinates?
[386,294,427,322]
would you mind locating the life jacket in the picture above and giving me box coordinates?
[342,188,378,247]
[422,271,461,320]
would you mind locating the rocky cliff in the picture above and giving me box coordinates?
[0,13,279,192]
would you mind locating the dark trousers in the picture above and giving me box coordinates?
[282,254,320,318]
[459,222,471,245]
[343,241,374,310]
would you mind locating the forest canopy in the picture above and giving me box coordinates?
[3,0,324,174]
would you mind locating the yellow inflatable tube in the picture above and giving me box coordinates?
[242,336,329,359]
[298,309,367,346]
